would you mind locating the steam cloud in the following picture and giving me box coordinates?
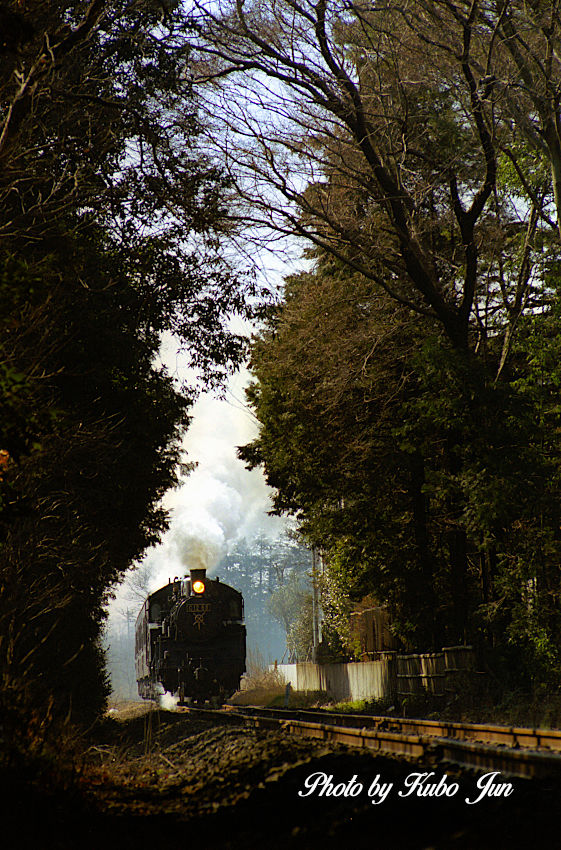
[105,334,288,705]
[105,322,286,696]
[111,357,285,605]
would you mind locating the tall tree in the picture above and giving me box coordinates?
[0,1,257,726]
[216,534,310,660]
[241,253,561,685]
[190,0,554,357]
[192,0,561,685]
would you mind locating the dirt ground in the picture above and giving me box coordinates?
[6,701,561,850]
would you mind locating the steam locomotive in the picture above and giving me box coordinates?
[135,568,246,702]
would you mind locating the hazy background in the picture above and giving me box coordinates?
[104,334,303,700]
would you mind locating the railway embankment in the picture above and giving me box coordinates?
[4,702,561,849]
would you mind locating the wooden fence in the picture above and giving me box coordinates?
[274,645,479,703]
[396,646,476,699]
[349,606,397,656]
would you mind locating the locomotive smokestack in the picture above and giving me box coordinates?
[190,567,206,584]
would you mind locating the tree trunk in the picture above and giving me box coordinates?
[409,453,440,647]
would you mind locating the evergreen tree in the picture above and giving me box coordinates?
[241,253,561,688]
[0,2,256,726]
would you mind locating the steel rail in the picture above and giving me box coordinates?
[228,705,561,752]
[178,704,561,780]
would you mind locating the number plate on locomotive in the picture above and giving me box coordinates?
[187,602,212,613]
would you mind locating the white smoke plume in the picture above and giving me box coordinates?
[140,366,285,594]
[159,692,179,711]
[109,351,285,606]
[105,336,287,698]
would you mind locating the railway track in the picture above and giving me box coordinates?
[179,704,561,780]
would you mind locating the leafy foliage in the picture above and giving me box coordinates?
[0,2,257,726]
[241,253,561,687]
[208,0,561,690]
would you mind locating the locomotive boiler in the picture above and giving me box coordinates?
[135,568,246,702]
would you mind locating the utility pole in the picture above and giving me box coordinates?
[311,547,321,661]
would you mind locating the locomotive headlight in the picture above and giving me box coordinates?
[192,580,205,594]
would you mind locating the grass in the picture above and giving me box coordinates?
[267,690,328,709]
[325,697,396,715]
[229,649,330,708]
[228,657,287,707]
[448,691,561,730]
[323,691,561,729]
